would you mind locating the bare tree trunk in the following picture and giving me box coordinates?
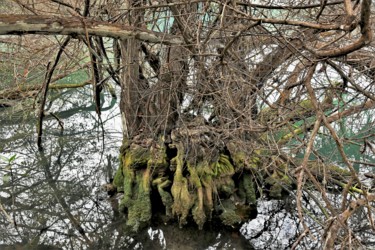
[120,0,145,139]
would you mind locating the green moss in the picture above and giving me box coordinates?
[119,161,135,209]
[269,183,283,199]
[308,162,351,177]
[119,142,129,155]
[201,175,213,220]
[247,155,261,170]
[171,177,193,226]
[242,174,257,205]
[216,176,235,196]
[212,154,235,177]
[171,143,194,226]
[113,163,124,189]
[148,143,168,169]
[125,168,152,232]
[298,99,313,110]
[220,209,242,226]
[265,169,292,199]
[187,162,202,188]
[258,106,278,124]
[187,162,206,229]
[219,200,242,226]
[112,139,265,231]
[118,144,150,212]
[196,160,213,176]
[124,145,150,169]
[153,177,173,217]
[192,203,206,230]
[231,151,246,168]
[228,144,261,171]
[277,127,304,144]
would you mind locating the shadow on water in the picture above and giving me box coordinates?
[0,86,254,250]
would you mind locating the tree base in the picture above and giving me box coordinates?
[111,127,351,232]
[111,128,274,231]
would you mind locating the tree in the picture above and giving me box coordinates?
[0,0,375,248]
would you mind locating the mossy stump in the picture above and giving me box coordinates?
[112,135,334,232]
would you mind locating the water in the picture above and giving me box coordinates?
[0,86,255,249]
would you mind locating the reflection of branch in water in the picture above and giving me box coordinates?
[38,37,72,151]
[48,112,64,132]
[40,151,92,246]
[0,85,117,127]
[0,201,14,226]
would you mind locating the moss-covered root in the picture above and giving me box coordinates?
[153,177,173,217]
[114,143,150,187]
[201,175,213,221]
[187,162,206,229]
[148,140,168,169]
[125,167,152,232]
[149,142,172,216]
[171,143,194,227]
[116,144,150,210]
[226,142,261,170]
[113,142,163,232]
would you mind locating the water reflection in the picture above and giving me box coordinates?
[0,87,255,249]
[0,87,121,249]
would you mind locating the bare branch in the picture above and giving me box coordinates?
[0,15,183,45]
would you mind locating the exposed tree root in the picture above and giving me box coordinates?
[112,128,355,232]
[113,132,261,231]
